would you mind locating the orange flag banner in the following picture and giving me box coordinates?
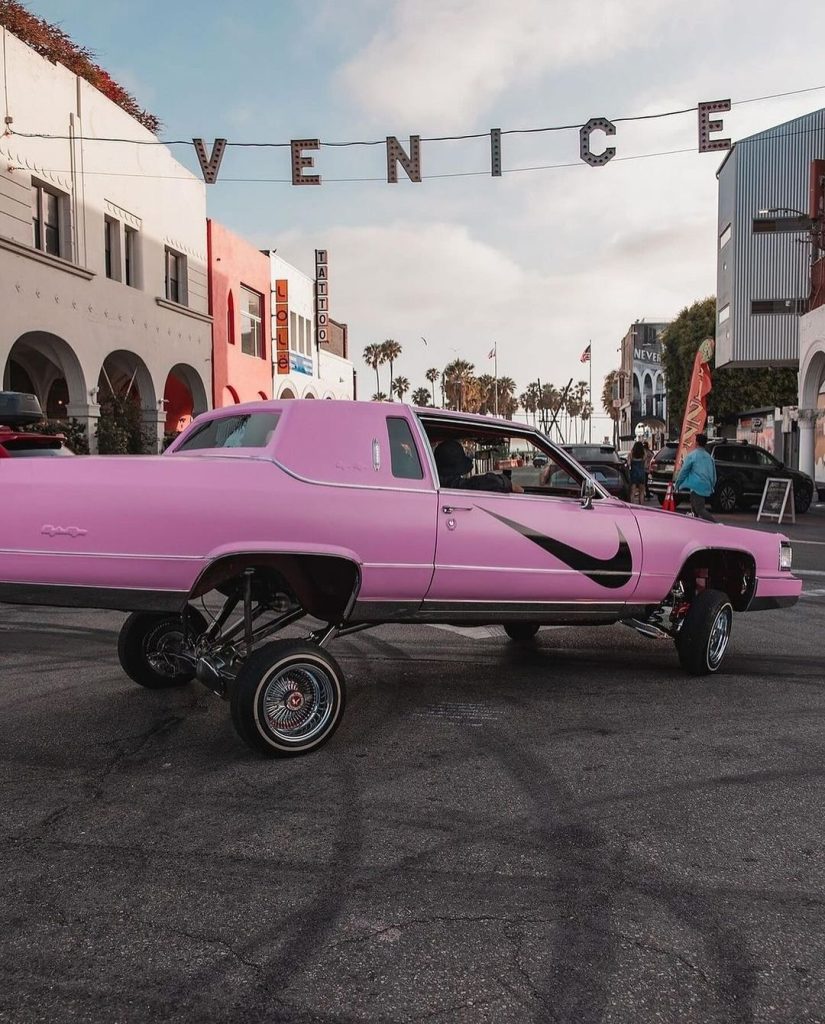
[674,337,714,476]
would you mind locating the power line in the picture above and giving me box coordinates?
[7,82,825,150]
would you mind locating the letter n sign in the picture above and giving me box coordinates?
[315,250,329,345]
[275,279,289,375]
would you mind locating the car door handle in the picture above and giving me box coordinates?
[442,505,473,513]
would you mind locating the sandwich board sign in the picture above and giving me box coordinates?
[757,477,795,524]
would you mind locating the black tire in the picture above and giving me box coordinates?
[230,641,346,758]
[117,607,207,689]
[675,589,733,675]
[712,481,739,514]
[503,622,540,643]
[794,483,813,515]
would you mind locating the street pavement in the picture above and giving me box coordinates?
[1,512,824,1024]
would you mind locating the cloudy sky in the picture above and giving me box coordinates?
[30,0,825,431]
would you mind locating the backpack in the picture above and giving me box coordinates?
[629,458,646,484]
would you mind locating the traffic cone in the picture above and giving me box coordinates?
[662,481,676,512]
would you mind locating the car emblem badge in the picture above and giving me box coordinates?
[41,525,88,539]
[481,509,633,589]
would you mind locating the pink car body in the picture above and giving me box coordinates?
[0,400,800,619]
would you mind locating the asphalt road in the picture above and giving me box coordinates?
[1,529,824,1023]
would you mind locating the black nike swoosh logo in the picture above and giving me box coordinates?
[480,509,633,589]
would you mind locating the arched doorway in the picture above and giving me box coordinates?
[257,391,269,401]
[222,385,241,406]
[278,387,296,399]
[163,363,209,435]
[97,351,155,454]
[800,349,825,484]
[3,331,87,417]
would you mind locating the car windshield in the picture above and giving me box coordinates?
[173,413,280,451]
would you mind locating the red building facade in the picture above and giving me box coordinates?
[207,220,271,407]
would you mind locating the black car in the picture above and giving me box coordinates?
[649,439,815,514]
[561,444,630,501]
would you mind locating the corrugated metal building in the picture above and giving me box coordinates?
[716,108,825,367]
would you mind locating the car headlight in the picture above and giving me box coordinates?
[779,540,793,571]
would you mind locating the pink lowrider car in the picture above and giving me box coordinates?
[0,400,801,757]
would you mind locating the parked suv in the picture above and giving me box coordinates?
[0,391,75,458]
[562,444,630,501]
[649,439,815,514]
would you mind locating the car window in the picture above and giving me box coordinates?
[387,417,424,480]
[713,446,737,463]
[174,413,280,451]
[754,448,778,467]
[738,447,761,466]
[418,419,587,498]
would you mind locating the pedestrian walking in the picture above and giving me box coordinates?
[675,433,717,522]
[628,441,647,505]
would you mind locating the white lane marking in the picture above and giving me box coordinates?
[801,588,825,599]
[788,540,825,546]
[797,570,825,577]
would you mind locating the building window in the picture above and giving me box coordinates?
[290,311,297,352]
[32,182,66,258]
[240,285,263,357]
[718,304,730,324]
[124,226,139,287]
[227,291,235,344]
[719,223,731,249]
[104,216,121,280]
[752,215,811,234]
[751,299,809,315]
[165,247,186,304]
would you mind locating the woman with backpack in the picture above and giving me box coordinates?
[628,441,647,504]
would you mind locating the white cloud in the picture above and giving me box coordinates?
[336,0,702,129]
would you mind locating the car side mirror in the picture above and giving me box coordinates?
[581,477,595,510]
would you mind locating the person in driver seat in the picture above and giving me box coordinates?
[434,439,524,493]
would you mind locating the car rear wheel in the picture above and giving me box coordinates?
[675,590,733,675]
[503,622,540,643]
[117,608,207,689]
[713,481,739,514]
[794,483,813,515]
[230,640,346,757]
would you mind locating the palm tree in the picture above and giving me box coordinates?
[496,376,517,419]
[602,370,621,448]
[476,374,496,415]
[442,359,476,412]
[393,376,410,402]
[363,343,384,396]
[425,367,440,407]
[519,382,541,427]
[411,387,431,407]
[380,339,402,398]
[371,392,388,402]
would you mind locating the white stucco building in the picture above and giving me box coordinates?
[0,27,212,451]
[799,306,825,490]
[266,251,354,401]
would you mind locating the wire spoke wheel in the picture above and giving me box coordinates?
[231,641,346,757]
[261,665,333,741]
[706,605,732,670]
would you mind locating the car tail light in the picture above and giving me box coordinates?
[780,541,792,571]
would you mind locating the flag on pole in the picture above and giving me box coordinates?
[488,345,496,359]
[580,343,591,363]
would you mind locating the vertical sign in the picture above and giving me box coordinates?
[315,250,329,347]
[674,337,714,475]
[275,279,289,375]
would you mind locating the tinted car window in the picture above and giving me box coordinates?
[754,448,778,466]
[713,446,738,462]
[175,413,280,451]
[387,417,424,480]
[738,447,761,466]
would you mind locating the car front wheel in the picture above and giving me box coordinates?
[675,590,733,675]
[230,641,346,757]
[794,483,813,515]
[713,482,739,513]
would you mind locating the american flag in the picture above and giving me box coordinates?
[580,343,591,363]
[488,345,496,359]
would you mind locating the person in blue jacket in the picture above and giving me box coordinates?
[675,433,717,521]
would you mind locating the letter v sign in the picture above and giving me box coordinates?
[193,138,227,184]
